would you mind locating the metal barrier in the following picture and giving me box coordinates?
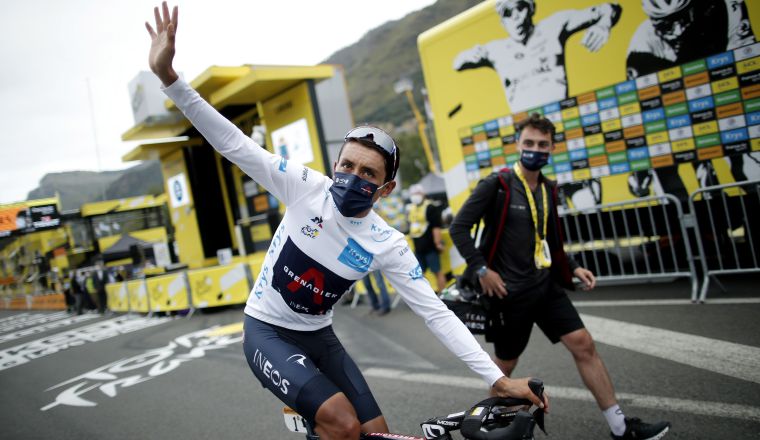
[559,194,698,299]
[688,179,760,302]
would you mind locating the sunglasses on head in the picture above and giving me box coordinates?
[344,126,399,178]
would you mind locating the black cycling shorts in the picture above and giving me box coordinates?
[242,314,382,427]
[485,276,585,360]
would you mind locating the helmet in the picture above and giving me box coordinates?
[495,0,535,17]
[641,0,692,19]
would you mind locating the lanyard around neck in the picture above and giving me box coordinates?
[513,163,547,240]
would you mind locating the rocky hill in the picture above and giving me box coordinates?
[27,161,163,211]
[324,0,480,126]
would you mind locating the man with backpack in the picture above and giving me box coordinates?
[450,114,670,440]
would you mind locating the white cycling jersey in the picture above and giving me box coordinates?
[164,79,504,386]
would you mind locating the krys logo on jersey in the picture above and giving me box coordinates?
[338,238,373,272]
[272,238,354,315]
[40,323,243,411]
[370,223,393,242]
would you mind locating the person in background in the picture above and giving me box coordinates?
[90,258,110,315]
[362,271,391,316]
[450,113,670,440]
[407,184,446,292]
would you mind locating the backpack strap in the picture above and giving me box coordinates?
[485,168,512,266]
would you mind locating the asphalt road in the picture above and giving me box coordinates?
[1,276,759,439]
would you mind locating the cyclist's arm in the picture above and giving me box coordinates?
[560,3,621,36]
[726,0,755,50]
[162,79,321,206]
[453,44,494,71]
[381,237,504,386]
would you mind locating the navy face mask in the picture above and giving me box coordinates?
[329,172,385,217]
[519,149,550,171]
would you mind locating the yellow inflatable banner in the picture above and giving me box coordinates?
[187,263,251,308]
[127,280,150,313]
[146,273,191,313]
[106,282,130,312]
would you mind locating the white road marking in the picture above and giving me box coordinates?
[362,367,760,422]
[580,314,760,384]
[573,298,760,307]
[0,316,171,371]
[0,314,100,344]
[0,313,31,323]
[0,311,69,334]
[334,313,437,370]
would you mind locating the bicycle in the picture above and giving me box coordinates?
[282,378,546,440]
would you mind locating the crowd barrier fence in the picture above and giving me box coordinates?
[688,179,760,302]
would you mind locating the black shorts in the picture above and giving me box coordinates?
[485,276,585,360]
[242,315,381,427]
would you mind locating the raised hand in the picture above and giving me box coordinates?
[145,1,179,86]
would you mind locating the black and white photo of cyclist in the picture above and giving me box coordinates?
[626,0,758,199]
[453,0,623,113]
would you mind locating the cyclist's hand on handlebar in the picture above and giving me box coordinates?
[492,376,549,412]
[479,269,507,298]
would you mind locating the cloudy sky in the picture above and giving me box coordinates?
[0,0,436,205]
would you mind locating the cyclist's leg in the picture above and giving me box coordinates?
[535,281,616,409]
[311,326,388,434]
[313,394,362,440]
[486,288,536,378]
[242,315,355,438]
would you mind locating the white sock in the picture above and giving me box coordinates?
[604,404,626,436]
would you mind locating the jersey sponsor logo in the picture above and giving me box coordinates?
[311,216,323,228]
[272,238,354,315]
[301,225,319,239]
[253,348,291,395]
[254,265,269,299]
[370,223,393,242]
[268,223,286,258]
[278,157,288,172]
[398,245,410,257]
[338,238,373,272]
[349,219,363,226]
[287,354,307,368]
[301,168,308,181]
[409,264,423,280]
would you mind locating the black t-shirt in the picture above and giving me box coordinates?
[492,177,551,292]
[412,203,442,254]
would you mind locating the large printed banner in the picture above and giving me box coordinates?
[418,0,760,210]
[0,200,61,238]
[459,44,760,206]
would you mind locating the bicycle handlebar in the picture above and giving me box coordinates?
[459,378,544,440]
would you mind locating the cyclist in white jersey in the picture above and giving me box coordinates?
[145,4,548,440]
[453,0,622,112]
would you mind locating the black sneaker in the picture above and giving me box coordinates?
[611,417,670,440]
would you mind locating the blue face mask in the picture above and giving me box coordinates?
[329,172,385,217]
[519,150,550,171]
